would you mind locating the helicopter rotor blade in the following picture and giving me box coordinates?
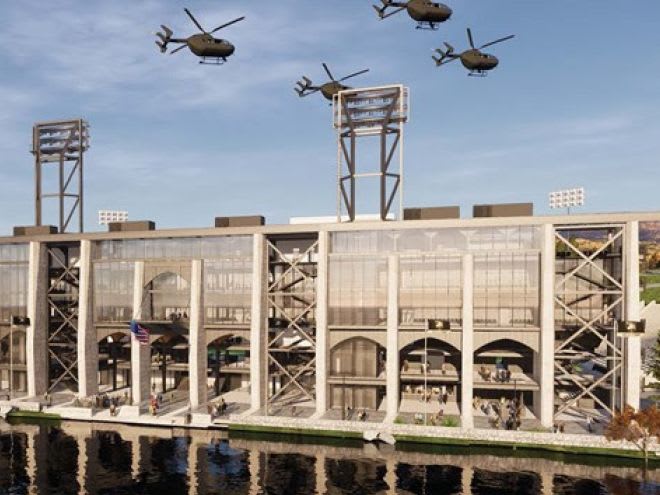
[338,69,369,82]
[184,8,207,33]
[479,34,515,49]
[210,16,246,34]
[467,28,475,49]
[322,63,336,81]
[170,43,188,55]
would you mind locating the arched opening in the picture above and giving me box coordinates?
[329,337,386,416]
[142,271,190,323]
[0,328,27,397]
[398,338,461,424]
[150,333,189,401]
[473,339,540,429]
[207,335,251,400]
[98,331,131,393]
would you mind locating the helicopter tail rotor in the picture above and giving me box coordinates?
[155,25,173,53]
[372,0,388,19]
[294,76,318,97]
[432,46,458,67]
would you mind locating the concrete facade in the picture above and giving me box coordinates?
[1,210,657,431]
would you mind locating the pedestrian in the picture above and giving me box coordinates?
[586,416,593,433]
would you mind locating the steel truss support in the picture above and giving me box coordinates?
[265,236,318,412]
[32,119,90,233]
[46,243,81,392]
[553,226,625,419]
[333,85,409,222]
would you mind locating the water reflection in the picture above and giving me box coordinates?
[0,420,658,495]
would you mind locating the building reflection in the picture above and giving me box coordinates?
[0,421,657,495]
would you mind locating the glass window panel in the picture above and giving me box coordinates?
[0,244,29,324]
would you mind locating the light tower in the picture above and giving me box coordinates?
[32,119,90,233]
[549,187,584,215]
[333,85,409,222]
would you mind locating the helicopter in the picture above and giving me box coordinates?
[373,0,452,30]
[432,28,515,76]
[295,63,370,101]
[155,8,245,65]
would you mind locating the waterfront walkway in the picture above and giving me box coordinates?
[2,394,658,459]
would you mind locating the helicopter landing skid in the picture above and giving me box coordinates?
[468,71,488,77]
[415,22,438,31]
[199,57,227,65]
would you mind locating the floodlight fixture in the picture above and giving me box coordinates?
[98,210,128,225]
[549,187,584,214]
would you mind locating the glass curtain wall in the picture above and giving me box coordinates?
[328,256,387,326]
[330,227,540,329]
[0,244,29,324]
[0,244,29,394]
[93,236,253,324]
[473,253,540,329]
[399,255,462,327]
[94,261,135,323]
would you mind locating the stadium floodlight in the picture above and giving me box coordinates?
[549,187,584,215]
[98,210,128,225]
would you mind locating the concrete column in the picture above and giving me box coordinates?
[385,254,399,421]
[77,240,98,398]
[624,220,641,410]
[537,223,555,428]
[27,242,48,398]
[131,261,150,406]
[315,231,329,415]
[460,254,474,429]
[189,259,206,408]
[250,234,267,411]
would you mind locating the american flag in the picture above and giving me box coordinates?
[130,320,150,345]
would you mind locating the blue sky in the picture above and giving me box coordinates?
[0,0,659,232]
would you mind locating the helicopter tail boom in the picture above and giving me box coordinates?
[373,0,407,20]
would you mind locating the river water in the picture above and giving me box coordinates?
[0,420,658,494]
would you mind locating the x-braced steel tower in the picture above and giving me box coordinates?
[32,119,90,233]
[266,235,318,414]
[333,85,409,222]
[553,225,625,419]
